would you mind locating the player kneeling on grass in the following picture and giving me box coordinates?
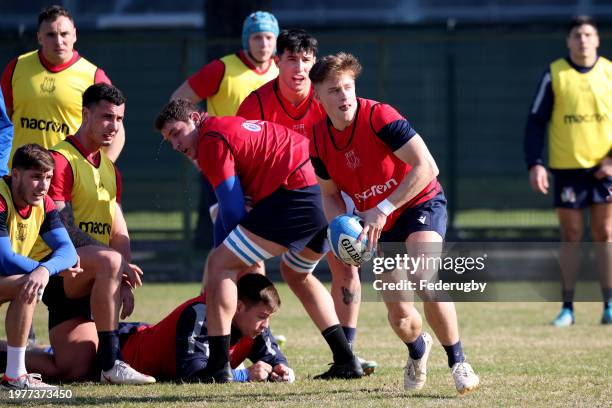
[115,274,294,383]
[22,84,154,385]
[0,144,78,389]
[155,99,363,382]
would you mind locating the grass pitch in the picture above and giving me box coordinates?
[5,282,611,407]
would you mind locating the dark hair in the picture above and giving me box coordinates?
[277,28,318,57]
[82,83,126,110]
[38,5,73,28]
[12,144,54,173]
[154,99,201,131]
[309,52,362,85]
[237,274,281,312]
[568,15,598,34]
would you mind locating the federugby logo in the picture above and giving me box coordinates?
[242,120,262,132]
[40,77,56,94]
[344,149,361,170]
[354,178,398,202]
[16,222,27,241]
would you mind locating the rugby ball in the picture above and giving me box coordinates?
[327,215,372,266]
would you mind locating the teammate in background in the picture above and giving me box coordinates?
[155,99,363,382]
[309,53,480,394]
[237,28,376,375]
[23,84,155,385]
[0,88,13,176]
[0,144,77,389]
[524,16,612,326]
[0,5,124,165]
[118,274,294,383]
[171,11,279,249]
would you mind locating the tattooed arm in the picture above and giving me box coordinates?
[54,200,105,248]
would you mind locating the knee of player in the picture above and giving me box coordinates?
[560,225,583,242]
[387,304,418,327]
[206,246,243,280]
[96,250,124,279]
[592,224,612,242]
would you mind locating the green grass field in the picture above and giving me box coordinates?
[124,209,560,232]
[5,282,610,407]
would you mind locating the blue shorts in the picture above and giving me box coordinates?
[239,185,329,255]
[552,168,612,209]
[380,191,448,242]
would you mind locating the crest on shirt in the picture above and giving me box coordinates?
[561,187,576,204]
[242,121,262,132]
[16,222,27,242]
[344,149,361,170]
[40,77,56,94]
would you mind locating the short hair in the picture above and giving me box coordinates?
[309,52,363,85]
[82,83,126,110]
[277,29,318,57]
[154,99,201,132]
[237,274,281,312]
[12,144,54,173]
[38,5,73,28]
[568,15,598,34]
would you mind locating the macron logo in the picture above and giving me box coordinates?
[354,178,398,202]
[417,215,426,224]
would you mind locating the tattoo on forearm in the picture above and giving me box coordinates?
[57,201,104,248]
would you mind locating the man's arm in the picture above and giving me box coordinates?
[109,202,131,261]
[357,135,438,248]
[38,204,78,275]
[0,88,13,177]
[171,81,202,103]
[55,200,104,248]
[318,177,347,223]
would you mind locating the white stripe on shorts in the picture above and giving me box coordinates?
[281,250,319,273]
[223,226,273,266]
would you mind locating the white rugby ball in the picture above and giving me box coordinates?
[327,215,372,266]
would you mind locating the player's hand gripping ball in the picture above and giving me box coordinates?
[327,215,373,266]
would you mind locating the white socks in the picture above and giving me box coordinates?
[6,345,27,379]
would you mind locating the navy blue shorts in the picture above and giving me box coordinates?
[380,191,448,242]
[239,185,329,254]
[552,168,612,209]
[42,275,92,330]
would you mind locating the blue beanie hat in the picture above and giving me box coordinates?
[241,11,279,51]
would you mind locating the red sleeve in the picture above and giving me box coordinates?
[0,194,6,212]
[48,151,73,201]
[1,58,18,111]
[43,195,56,213]
[94,68,111,84]
[198,134,236,189]
[236,91,263,120]
[370,104,405,133]
[114,164,122,204]
[187,59,225,100]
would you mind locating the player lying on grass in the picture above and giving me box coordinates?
[155,99,363,382]
[11,274,294,383]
